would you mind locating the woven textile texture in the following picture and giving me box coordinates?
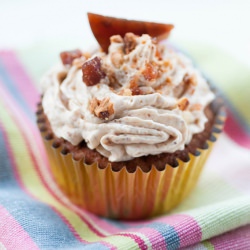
[0,48,250,250]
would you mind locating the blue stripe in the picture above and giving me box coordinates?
[0,54,109,249]
[103,218,180,249]
[0,58,35,120]
[149,222,180,250]
[0,126,88,249]
[0,189,109,250]
[0,125,15,185]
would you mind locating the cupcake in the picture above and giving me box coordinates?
[37,13,225,219]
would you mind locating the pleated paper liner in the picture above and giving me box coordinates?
[37,96,225,220]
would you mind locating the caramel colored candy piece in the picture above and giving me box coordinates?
[88,13,174,53]
[178,97,189,111]
[131,87,142,96]
[82,56,106,86]
[60,49,82,65]
[129,76,142,95]
[142,63,158,81]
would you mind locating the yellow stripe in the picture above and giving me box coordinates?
[203,241,214,250]
[0,100,140,248]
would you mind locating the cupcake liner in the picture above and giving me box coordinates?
[37,97,226,220]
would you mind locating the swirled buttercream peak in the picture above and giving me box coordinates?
[42,33,214,162]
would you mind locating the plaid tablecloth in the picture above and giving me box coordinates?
[0,46,250,249]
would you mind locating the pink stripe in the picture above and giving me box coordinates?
[84,211,165,250]
[80,208,165,249]
[0,86,85,243]
[152,214,201,248]
[0,52,116,238]
[0,97,26,192]
[210,225,250,249]
[0,89,104,242]
[82,211,121,234]
[124,214,202,248]
[0,50,157,236]
[0,83,47,188]
[124,227,166,249]
[0,205,39,250]
[0,50,39,112]
[0,51,144,239]
[80,212,166,249]
[1,87,52,183]
[0,51,205,249]
[224,109,250,149]
[1,51,149,249]
[0,83,117,248]
[116,233,148,250]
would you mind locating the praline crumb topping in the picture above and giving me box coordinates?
[41,16,215,162]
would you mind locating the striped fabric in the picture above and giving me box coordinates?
[0,49,250,250]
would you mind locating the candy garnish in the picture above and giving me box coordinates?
[82,56,106,86]
[88,13,174,53]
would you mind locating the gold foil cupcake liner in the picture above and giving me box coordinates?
[37,97,226,219]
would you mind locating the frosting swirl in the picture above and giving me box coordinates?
[42,34,215,162]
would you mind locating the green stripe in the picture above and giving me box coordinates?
[186,196,250,240]
[171,169,250,241]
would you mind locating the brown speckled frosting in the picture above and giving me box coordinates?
[37,91,225,173]
[41,34,215,163]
